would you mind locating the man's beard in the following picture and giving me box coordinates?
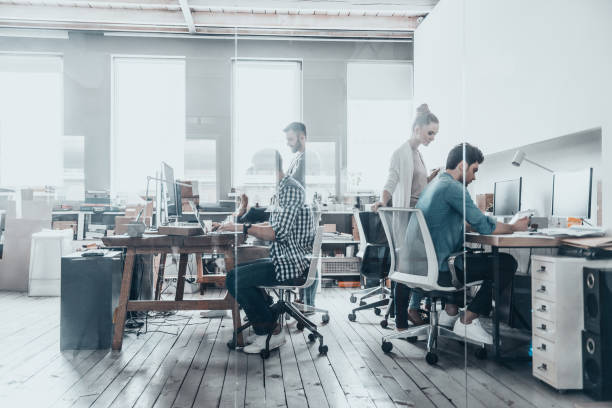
[291,140,302,153]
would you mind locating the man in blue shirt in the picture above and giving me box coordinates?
[416,143,529,344]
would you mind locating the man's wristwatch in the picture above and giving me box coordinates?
[243,223,252,235]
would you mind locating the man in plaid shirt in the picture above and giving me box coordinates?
[219,151,315,353]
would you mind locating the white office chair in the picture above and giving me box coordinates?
[378,207,486,365]
[227,226,329,359]
[289,212,329,321]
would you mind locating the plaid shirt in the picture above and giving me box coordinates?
[269,176,315,281]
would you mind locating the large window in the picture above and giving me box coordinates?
[346,62,413,193]
[0,54,63,187]
[111,56,185,199]
[232,60,301,205]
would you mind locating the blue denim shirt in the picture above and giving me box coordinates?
[416,172,497,271]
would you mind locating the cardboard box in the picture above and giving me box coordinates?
[114,215,136,235]
[178,180,198,198]
[181,197,199,213]
[323,224,336,233]
[476,193,494,212]
[52,220,77,239]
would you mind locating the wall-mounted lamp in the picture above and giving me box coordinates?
[511,150,554,173]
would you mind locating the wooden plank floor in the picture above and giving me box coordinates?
[0,289,597,408]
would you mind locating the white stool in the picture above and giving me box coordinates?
[28,229,73,296]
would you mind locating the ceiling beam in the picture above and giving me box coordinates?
[0,3,420,35]
[191,10,418,31]
[177,0,196,34]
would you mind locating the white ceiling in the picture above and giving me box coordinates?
[0,0,438,38]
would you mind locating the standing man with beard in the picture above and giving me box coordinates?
[283,122,318,309]
[283,122,306,188]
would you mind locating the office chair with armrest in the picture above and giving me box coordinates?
[227,226,328,359]
[289,212,328,322]
[377,208,486,365]
[348,209,392,321]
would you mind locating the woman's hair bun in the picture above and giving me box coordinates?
[416,103,430,115]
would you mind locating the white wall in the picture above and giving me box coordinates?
[415,0,612,228]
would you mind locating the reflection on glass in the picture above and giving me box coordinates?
[306,141,335,202]
[232,59,301,205]
[184,138,217,203]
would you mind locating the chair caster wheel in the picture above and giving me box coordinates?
[308,333,316,342]
[226,339,237,350]
[374,307,381,316]
[475,347,487,360]
[260,349,270,359]
[380,319,388,328]
[381,341,393,353]
[426,352,438,365]
[322,314,330,324]
[359,300,366,306]
[296,322,305,331]
[348,313,356,322]
[318,344,328,355]
[350,295,357,303]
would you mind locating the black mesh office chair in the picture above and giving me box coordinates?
[348,210,392,322]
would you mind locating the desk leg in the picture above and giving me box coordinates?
[492,246,501,360]
[175,253,189,301]
[229,293,244,347]
[223,247,235,273]
[112,248,136,351]
[155,253,167,300]
[195,253,204,295]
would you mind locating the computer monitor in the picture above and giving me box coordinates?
[493,178,522,216]
[161,162,182,219]
[552,167,592,218]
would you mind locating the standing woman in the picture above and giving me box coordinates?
[372,104,440,331]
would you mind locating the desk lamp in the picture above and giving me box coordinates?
[511,150,554,173]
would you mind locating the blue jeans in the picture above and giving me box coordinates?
[225,258,280,335]
[226,258,306,335]
[394,285,430,329]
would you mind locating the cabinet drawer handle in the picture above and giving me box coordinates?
[537,305,547,312]
[536,285,547,293]
[537,363,548,371]
[536,344,547,351]
[537,324,547,331]
[536,266,547,273]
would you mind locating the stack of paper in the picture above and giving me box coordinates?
[560,236,612,250]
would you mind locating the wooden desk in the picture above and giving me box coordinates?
[465,233,562,361]
[102,232,245,351]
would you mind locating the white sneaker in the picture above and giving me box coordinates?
[438,310,460,328]
[398,328,427,341]
[453,318,492,345]
[245,332,259,344]
[243,332,286,354]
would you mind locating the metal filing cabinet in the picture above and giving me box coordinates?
[531,255,612,390]
[60,251,124,350]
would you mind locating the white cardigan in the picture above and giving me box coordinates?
[383,141,425,208]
